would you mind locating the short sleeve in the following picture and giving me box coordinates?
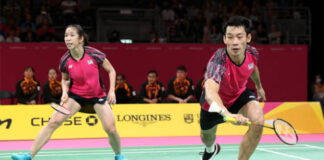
[86,46,106,65]
[58,51,70,73]
[205,49,227,84]
[246,45,259,62]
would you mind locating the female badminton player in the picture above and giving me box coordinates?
[12,24,127,160]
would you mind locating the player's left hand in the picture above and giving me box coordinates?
[107,91,116,105]
[257,87,266,101]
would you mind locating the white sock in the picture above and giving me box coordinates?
[206,144,215,153]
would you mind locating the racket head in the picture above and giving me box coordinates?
[50,102,72,115]
[273,119,298,145]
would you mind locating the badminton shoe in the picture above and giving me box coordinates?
[11,153,32,160]
[201,143,221,160]
[115,154,127,160]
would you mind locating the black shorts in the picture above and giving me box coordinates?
[68,92,107,113]
[200,88,258,130]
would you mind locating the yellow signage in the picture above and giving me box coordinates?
[0,102,323,140]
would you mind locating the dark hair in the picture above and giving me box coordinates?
[176,65,187,72]
[222,16,251,35]
[24,66,36,79]
[48,68,57,73]
[24,66,34,72]
[66,24,89,46]
[147,70,158,76]
[202,67,206,73]
[117,73,126,80]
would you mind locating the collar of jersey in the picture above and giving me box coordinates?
[70,46,86,61]
[225,48,246,67]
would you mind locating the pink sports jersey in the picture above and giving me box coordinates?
[59,46,107,98]
[202,45,259,111]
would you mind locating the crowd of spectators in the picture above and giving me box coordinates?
[152,0,305,43]
[0,0,306,43]
[0,0,93,42]
[12,65,208,105]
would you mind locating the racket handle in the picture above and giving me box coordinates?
[223,116,252,125]
[223,116,236,122]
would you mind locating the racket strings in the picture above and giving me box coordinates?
[274,119,297,144]
[50,103,71,115]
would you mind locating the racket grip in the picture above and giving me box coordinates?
[224,116,237,123]
[223,116,252,125]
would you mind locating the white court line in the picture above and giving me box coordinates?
[257,148,310,160]
[0,147,313,158]
[304,144,324,150]
[0,146,309,156]
[0,144,295,153]
[0,149,231,158]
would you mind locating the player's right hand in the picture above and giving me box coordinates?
[61,92,69,103]
[226,113,249,125]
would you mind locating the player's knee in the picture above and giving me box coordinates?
[253,116,264,126]
[250,113,264,126]
[47,118,64,129]
[201,132,214,141]
[104,124,117,135]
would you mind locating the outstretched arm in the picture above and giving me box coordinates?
[102,58,117,104]
[205,79,249,123]
[61,72,70,102]
[205,79,228,115]
[250,66,266,101]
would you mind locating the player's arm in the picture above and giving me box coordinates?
[60,72,70,102]
[250,66,266,101]
[204,79,230,116]
[102,58,117,104]
[205,79,249,123]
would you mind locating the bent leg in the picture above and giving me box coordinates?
[94,102,121,155]
[238,100,264,160]
[201,125,218,147]
[30,99,81,157]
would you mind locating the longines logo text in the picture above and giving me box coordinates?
[0,118,12,129]
[117,114,171,127]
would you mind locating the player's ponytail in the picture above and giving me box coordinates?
[66,24,89,46]
[83,33,89,46]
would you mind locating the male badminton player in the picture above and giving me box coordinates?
[200,16,266,160]
[12,24,127,160]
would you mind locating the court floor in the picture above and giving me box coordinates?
[1,142,323,160]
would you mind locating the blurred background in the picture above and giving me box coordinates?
[0,0,323,103]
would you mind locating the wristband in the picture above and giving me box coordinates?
[209,101,225,115]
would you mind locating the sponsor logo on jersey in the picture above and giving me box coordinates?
[249,95,256,99]
[248,63,254,70]
[98,98,104,102]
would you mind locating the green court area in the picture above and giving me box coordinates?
[1,142,323,160]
